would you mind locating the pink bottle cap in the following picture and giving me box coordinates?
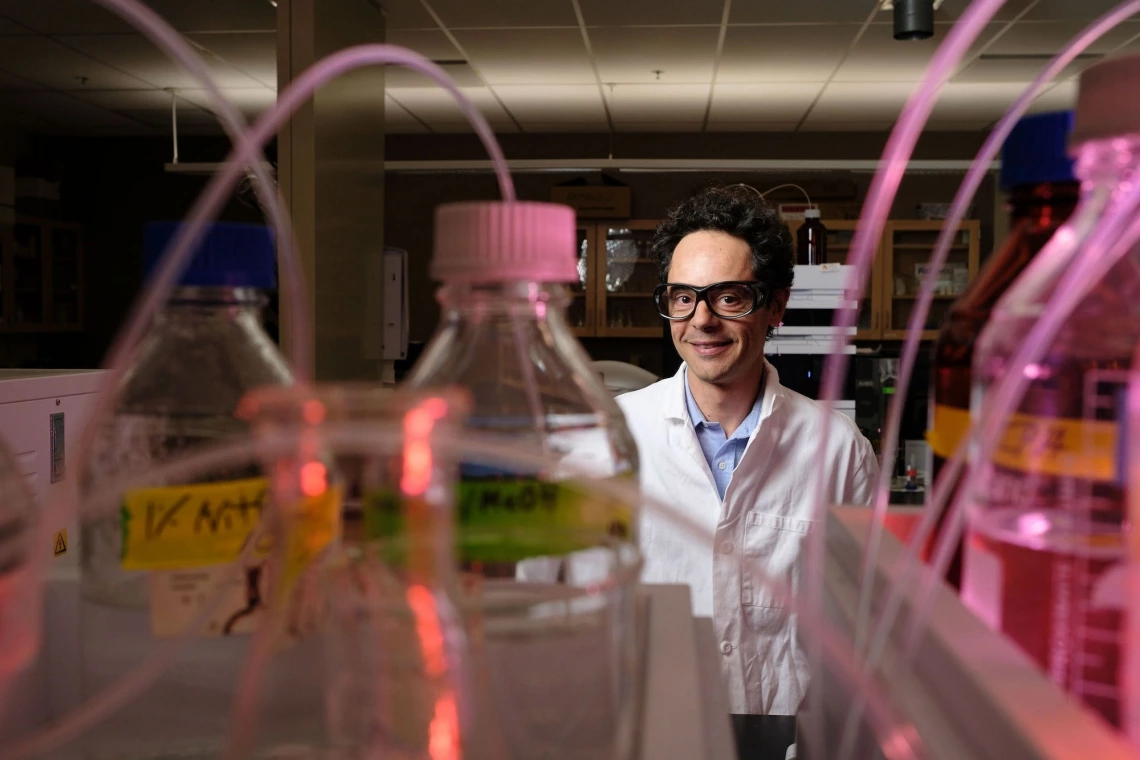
[431,201,579,284]
[1071,52,1140,148]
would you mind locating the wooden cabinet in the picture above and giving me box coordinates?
[572,220,662,338]
[0,217,84,332]
[573,217,981,342]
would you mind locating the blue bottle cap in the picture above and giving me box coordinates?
[144,221,277,288]
[1000,111,1077,191]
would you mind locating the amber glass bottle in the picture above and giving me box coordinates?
[926,111,1079,589]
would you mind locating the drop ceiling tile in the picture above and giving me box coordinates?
[578,0,723,26]
[492,83,606,122]
[0,36,151,89]
[382,0,440,30]
[984,20,1139,56]
[705,121,800,132]
[135,0,275,32]
[799,120,897,131]
[0,89,155,131]
[454,29,595,84]
[517,121,610,132]
[731,0,875,24]
[709,83,822,122]
[613,121,705,132]
[117,107,219,127]
[70,88,198,109]
[177,87,277,116]
[0,18,32,34]
[188,32,276,88]
[387,86,514,127]
[608,83,709,121]
[0,0,134,34]
[1020,0,1140,21]
[387,62,483,88]
[924,82,1076,123]
[385,29,465,61]
[426,0,578,28]
[952,57,1088,83]
[719,26,859,83]
[59,34,266,89]
[807,81,913,121]
[0,70,40,90]
[590,27,719,84]
[834,22,999,82]
[933,0,1037,21]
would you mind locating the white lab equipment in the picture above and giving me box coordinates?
[592,360,659,397]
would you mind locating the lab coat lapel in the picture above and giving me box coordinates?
[664,366,718,493]
[724,360,785,506]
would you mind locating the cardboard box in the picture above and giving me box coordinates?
[551,186,631,218]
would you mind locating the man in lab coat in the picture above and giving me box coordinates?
[616,184,878,718]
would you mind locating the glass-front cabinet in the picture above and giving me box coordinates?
[0,217,84,332]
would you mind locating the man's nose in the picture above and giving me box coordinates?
[689,300,719,329]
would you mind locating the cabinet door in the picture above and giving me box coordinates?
[596,221,662,338]
[12,222,45,327]
[48,223,82,327]
[882,220,978,341]
[568,223,596,337]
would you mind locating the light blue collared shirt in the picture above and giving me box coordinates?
[683,369,765,500]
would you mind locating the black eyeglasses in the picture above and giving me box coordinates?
[653,281,769,321]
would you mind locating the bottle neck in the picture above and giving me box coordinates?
[1006,181,1080,227]
[160,287,265,319]
[437,282,571,320]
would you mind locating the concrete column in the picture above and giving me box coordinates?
[277,0,386,380]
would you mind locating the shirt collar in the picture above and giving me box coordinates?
[682,366,766,439]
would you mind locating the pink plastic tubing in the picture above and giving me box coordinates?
[853,0,1140,666]
[24,35,517,702]
[802,0,1009,752]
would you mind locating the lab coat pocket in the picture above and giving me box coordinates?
[741,512,811,634]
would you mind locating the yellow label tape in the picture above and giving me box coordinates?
[121,478,340,571]
[927,403,1119,482]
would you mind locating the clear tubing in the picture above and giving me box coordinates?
[90,0,310,381]
[22,41,518,718]
[6,424,924,760]
[804,0,1008,752]
[852,0,1140,663]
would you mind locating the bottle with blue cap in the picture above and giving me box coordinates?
[926,110,1079,590]
[79,221,302,759]
[962,54,1140,729]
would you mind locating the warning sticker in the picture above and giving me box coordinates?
[53,529,67,557]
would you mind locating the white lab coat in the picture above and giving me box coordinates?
[616,362,877,716]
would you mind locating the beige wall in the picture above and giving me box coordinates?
[278,0,386,381]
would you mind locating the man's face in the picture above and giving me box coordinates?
[666,230,786,389]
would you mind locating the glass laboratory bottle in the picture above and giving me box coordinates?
[796,208,828,266]
[403,201,639,571]
[962,54,1140,728]
[78,221,308,760]
[926,111,1079,590]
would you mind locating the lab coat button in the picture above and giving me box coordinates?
[720,541,734,555]
[720,641,733,655]
[718,461,727,470]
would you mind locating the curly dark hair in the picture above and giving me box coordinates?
[651,184,795,337]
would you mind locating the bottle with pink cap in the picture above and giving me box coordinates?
[962,52,1140,729]
[402,200,639,574]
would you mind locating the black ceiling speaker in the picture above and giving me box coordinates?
[894,0,934,41]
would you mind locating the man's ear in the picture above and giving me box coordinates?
[767,288,790,327]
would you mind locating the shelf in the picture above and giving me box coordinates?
[606,292,655,298]
[598,327,660,338]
